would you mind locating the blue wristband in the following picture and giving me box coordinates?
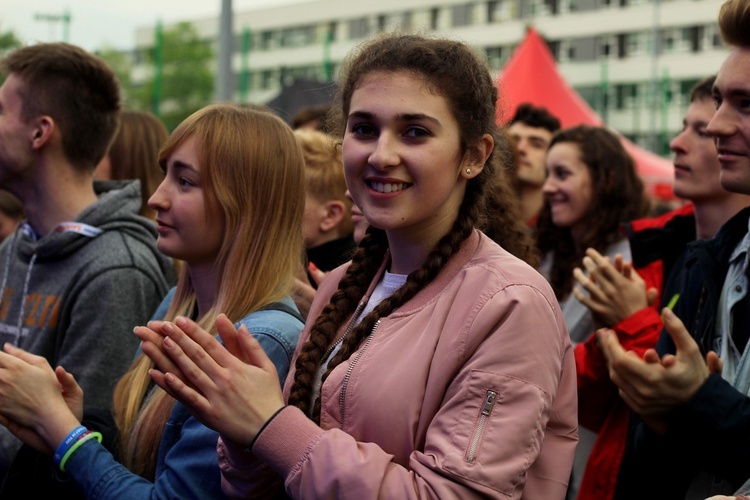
[53,425,88,468]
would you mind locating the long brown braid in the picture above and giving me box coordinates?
[287,33,529,424]
[287,228,388,416]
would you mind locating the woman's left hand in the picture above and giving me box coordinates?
[143,315,285,447]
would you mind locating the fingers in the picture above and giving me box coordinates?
[237,326,277,375]
[173,316,235,369]
[138,328,182,377]
[134,322,169,346]
[3,344,48,367]
[149,369,211,417]
[706,351,723,375]
[661,308,700,357]
[216,314,242,359]
[573,267,608,304]
[161,333,217,393]
[596,328,624,363]
[55,366,80,395]
[291,279,315,320]
[583,249,619,284]
[308,262,328,286]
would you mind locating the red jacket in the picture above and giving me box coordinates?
[575,203,696,500]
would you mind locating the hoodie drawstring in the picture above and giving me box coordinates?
[13,252,37,345]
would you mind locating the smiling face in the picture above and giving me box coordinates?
[543,141,593,237]
[707,47,750,195]
[342,71,480,245]
[670,97,725,202]
[147,135,225,267]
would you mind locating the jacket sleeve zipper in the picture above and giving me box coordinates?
[467,390,497,463]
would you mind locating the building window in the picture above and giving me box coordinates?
[327,21,338,42]
[261,69,275,90]
[567,37,598,61]
[430,8,440,29]
[279,25,315,48]
[348,17,371,39]
[485,46,509,70]
[451,3,475,27]
[489,0,520,20]
[378,11,413,31]
[575,85,602,110]
[615,83,638,110]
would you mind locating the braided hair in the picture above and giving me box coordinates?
[287,33,530,422]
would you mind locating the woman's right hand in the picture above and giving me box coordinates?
[141,315,286,447]
[0,344,83,454]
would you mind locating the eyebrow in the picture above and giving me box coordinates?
[713,85,750,99]
[170,159,198,174]
[348,110,442,127]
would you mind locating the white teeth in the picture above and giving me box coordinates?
[371,181,407,193]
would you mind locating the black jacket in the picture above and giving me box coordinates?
[616,205,750,499]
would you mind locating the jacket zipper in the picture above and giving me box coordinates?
[339,318,380,429]
[466,390,497,463]
[319,300,366,370]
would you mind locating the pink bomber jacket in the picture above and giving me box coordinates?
[218,230,578,499]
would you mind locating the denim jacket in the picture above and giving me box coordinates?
[62,289,304,499]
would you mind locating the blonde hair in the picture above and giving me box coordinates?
[294,129,353,236]
[112,103,305,479]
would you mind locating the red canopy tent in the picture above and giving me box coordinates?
[496,27,675,201]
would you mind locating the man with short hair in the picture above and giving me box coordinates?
[597,1,750,497]
[507,103,561,227]
[0,43,174,472]
[572,74,750,500]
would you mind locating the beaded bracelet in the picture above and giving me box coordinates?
[59,431,102,472]
[52,425,88,468]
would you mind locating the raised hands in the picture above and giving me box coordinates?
[0,344,84,454]
[596,307,716,434]
[136,315,285,447]
[573,248,658,328]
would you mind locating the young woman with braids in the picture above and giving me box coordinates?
[534,124,649,499]
[136,33,578,498]
[0,104,305,498]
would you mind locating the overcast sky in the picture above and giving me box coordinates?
[3,0,310,52]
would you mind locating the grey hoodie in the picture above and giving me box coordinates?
[0,180,175,468]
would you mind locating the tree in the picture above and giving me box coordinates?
[0,29,22,82]
[133,22,214,131]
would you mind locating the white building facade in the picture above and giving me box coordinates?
[133,0,728,154]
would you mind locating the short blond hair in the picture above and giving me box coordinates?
[295,129,353,234]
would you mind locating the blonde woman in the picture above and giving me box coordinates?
[0,104,305,498]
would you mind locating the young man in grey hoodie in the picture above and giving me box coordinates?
[0,43,174,473]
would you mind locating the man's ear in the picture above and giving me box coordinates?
[320,200,345,233]
[460,133,494,180]
[30,116,55,150]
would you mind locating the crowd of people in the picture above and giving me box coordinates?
[0,0,746,498]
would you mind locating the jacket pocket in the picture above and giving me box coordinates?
[465,389,497,463]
